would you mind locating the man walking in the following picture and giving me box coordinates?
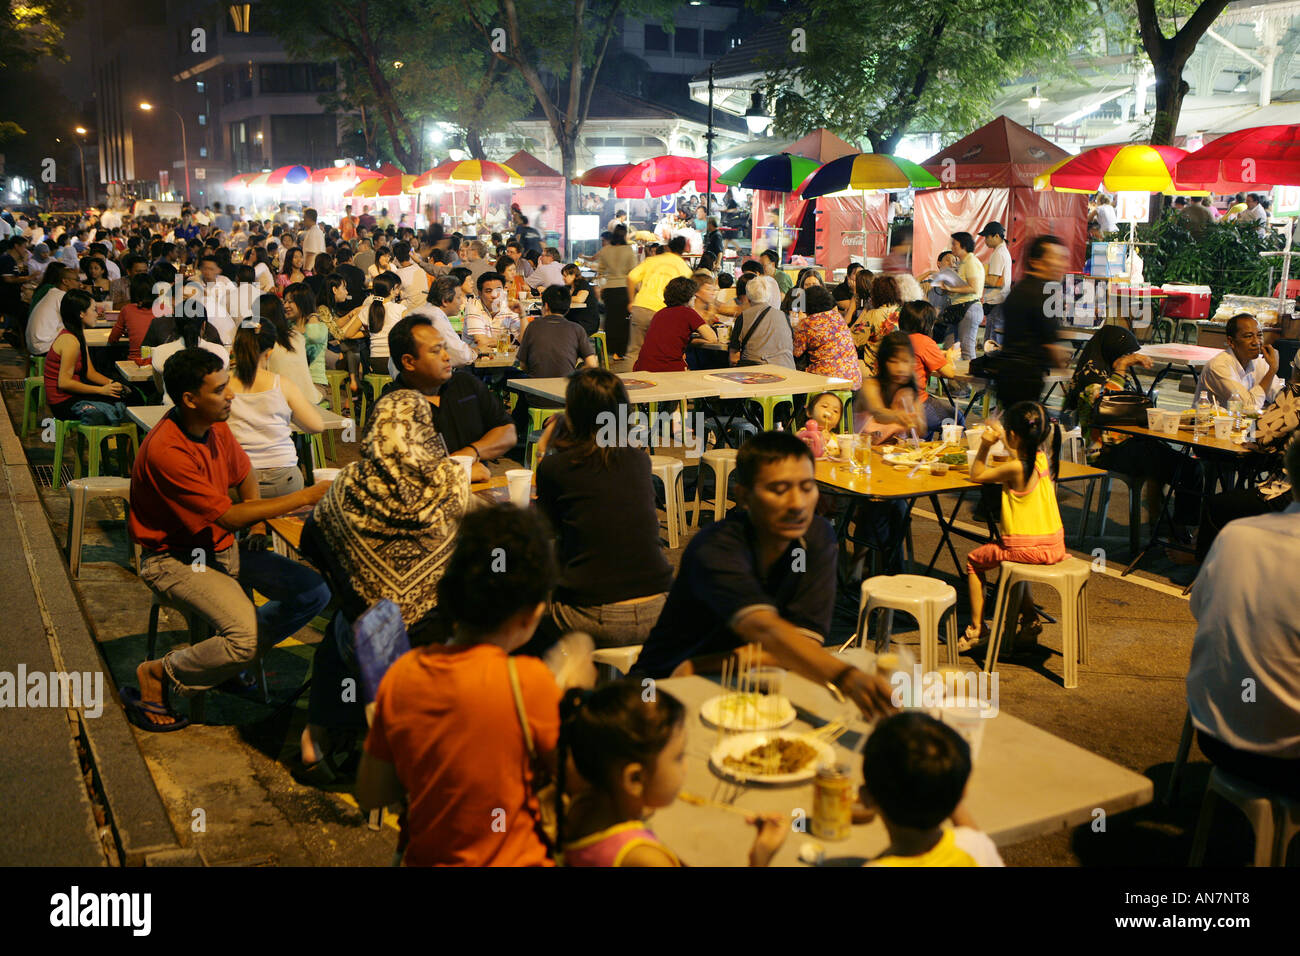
[978,222,1011,346]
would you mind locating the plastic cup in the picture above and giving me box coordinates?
[965,427,985,450]
[837,433,856,464]
[450,455,475,485]
[1162,412,1180,436]
[941,423,963,445]
[1213,416,1231,440]
[939,704,991,762]
[505,468,533,508]
[1143,407,1160,429]
[313,468,340,482]
[966,449,977,472]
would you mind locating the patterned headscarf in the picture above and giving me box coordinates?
[312,389,468,628]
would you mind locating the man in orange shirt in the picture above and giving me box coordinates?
[359,506,563,866]
[339,204,358,242]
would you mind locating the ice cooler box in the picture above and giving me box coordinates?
[1160,284,1212,319]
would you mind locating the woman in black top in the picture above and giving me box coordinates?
[561,264,600,335]
[533,368,674,650]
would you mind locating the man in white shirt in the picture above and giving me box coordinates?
[1186,438,1300,797]
[185,255,237,345]
[945,232,986,362]
[463,271,520,351]
[978,222,1012,346]
[25,286,67,355]
[1093,194,1118,234]
[407,276,476,369]
[1237,193,1269,236]
[300,207,325,272]
[1195,313,1281,412]
[525,246,565,291]
[391,240,429,309]
[99,207,122,230]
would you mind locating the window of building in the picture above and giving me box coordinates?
[199,146,208,158]
[703,30,727,55]
[269,114,339,167]
[258,63,337,94]
[196,80,205,94]
[644,25,669,52]
[198,114,206,126]
[674,27,699,56]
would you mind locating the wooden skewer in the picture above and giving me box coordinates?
[679,790,751,817]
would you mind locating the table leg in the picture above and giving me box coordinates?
[1121,444,1192,575]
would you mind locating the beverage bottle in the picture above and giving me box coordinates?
[1194,397,1211,438]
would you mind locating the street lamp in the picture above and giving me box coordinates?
[139,101,190,201]
[71,127,91,204]
[744,93,772,136]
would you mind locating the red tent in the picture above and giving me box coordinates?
[915,116,1088,279]
[750,129,888,270]
[505,150,567,248]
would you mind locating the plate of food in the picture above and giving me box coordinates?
[700,692,797,731]
[709,731,836,785]
[881,441,951,466]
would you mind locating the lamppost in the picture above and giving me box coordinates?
[139,101,190,201]
[703,75,771,217]
[73,126,89,204]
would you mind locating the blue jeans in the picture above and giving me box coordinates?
[984,302,1005,346]
[922,396,963,438]
[237,545,332,648]
[957,301,984,360]
[53,398,127,425]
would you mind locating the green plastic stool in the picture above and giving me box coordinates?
[362,372,391,423]
[21,376,45,440]
[309,432,328,469]
[748,394,795,430]
[590,331,610,370]
[830,389,855,433]
[52,421,139,491]
[325,369,352,418]
[526,406,564,469]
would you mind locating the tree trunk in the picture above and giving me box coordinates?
[1149,57,1189,146]
[560,132,579,254]
[466,128,486,160]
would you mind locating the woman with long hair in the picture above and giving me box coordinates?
[277,246,305,292]
[226,318,324,498]
[365,246,393,284]
[361,273,405,372]
[149,304,228,402]
[595,224,636,359]
[862,331,926,442]
[316,273,367,397]
[43,289,127,424]
[244,245,275,293]
[283,282,330,400]
[561,263,600,336]
[259,291,320,407]
[82,256,112,302]
[531,368,674,651]
[852,274,902,379]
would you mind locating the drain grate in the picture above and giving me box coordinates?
[31,464,76,490]
[1,379,23,393]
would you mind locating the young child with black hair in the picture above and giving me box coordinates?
[557,680,786,866]
[962,400,1065,651]
[861,712,1003,866]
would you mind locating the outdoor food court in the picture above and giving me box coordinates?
[2,116,1298,883]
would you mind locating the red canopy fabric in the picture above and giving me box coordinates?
[922,116,1070,188]
[1174,124,1299,188]
[610,155,724,199]
[781,128,861,163]
[503,150,563,179]
[377,162,404,177]
[505,150,567,248]
[572,164,636,188]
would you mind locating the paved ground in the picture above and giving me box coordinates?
[0,340,1263,867]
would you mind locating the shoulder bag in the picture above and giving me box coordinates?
[734,306,773,367]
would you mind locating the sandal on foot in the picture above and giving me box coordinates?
[121,686,190,733]
[957,625,987,653]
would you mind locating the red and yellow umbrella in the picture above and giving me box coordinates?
[346,174,418,198]
[311,163,385,184]
[413,160,524,189]
[1033,144,1197,194]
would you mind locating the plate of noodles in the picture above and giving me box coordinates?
[709,731,836,784]
[700,693,797,732]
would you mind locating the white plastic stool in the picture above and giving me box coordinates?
[66,477,133,578]
[648,455,687,549]
[1189,768,1300,867]
[852,575,958,675]
[592,645,643,683]
[693,448,738,526]
[984,557,1091,688]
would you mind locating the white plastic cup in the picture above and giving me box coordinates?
[450,455,475,486]
[966,449,977,472]
[505,468,533,508]
[965,427,985,450]
[1213,416,1231,440]
[313,468,340,482]
[941,423,964,445]
[1143,407,1159,429]
[940,704,990,762]
[1162,411,1180,436]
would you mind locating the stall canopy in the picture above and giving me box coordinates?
[915,116,1088,276]
[505,150,567,248]
[750,128,880,266]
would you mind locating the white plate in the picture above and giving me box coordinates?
[700,693,797,732]
[709,731,837,785]
[882,451,925,466]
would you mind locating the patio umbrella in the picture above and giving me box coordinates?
[719,153,822,259]
[311,164,384,183]
[244,171,274,189]
[1173,124,1299,188]
[1032,144,1192,194]
[572,164,637,189]
[223,173,249,189]
[413,159,523,188]
[347,175,417,198]
[266,165,312,186]
[607,155,724,200]
[800,153,940,260]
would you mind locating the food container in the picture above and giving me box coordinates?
[1160,284,1211,319]
[929,461,949,476]
[941,423,964,445]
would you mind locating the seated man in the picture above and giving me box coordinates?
[1186,437,1300,799]
[408,275,476,368]
[1195,313,1281,413]
[125,349,332,730]
[516,285,597,380]
[382,316,517,481]
[524,246,566,291]
[463,270,520,352]
[631,432,893,719]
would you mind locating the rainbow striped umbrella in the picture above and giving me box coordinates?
[717,153,821,193]
[800,153,939,197]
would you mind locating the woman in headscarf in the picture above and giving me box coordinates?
[1066,325,1199,544]
[295,389,469,781]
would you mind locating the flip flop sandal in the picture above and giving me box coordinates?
[121,686,190,733]
[957,625,987,653]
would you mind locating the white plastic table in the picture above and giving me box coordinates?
[648,672,1153,866]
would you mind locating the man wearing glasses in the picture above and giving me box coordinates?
[1196,313,1281,412]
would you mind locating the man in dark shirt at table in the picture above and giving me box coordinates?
[382,315,517,481]
[632,432,894,719]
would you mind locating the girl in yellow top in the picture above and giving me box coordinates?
[962,402,1065,651]
[557,680,786,867]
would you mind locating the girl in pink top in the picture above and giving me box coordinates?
[558,680,786,867]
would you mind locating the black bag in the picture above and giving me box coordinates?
[1091,391,1153,426]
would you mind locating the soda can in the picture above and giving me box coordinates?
[811,763,853,841]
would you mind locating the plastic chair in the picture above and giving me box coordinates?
[590,331,610,370]
[362,372,391,424]
[1163,711,1195,807]
[1153,317,1174,344]
[692,448,738,526]
[648,455,687,550]
[1189,768,1300,867]
[325,368,353,417]
[748,394,794,430]
[852,575,958,675]
[65,477,133,578]
[983,557,1092,688]
[1079,472,1144,555]
[21,376,45,440]
[1175,320,1199,344]
[52,421,139,491]
[525,406,564,470]
[592,645,643,684]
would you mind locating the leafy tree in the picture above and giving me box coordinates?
[763,0,1091,153]
[1133,0,1230,145]
[0,0,80,71]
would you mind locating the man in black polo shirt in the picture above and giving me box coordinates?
[382,315,517,481]
[632,432,893,718]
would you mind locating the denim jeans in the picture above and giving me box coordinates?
[141,545,331,694]
[922,396,962,438]
[550,594,668,648]
[957,301,985,361]
[52,398,127,426]
[984,301,1005,346]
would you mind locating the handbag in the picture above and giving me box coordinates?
[507,657,560,854]
[1091,390,1153,426]
[734,306,772,367]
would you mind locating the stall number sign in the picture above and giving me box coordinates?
[1115,191,1150,224]
[1274,186,1300,218]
